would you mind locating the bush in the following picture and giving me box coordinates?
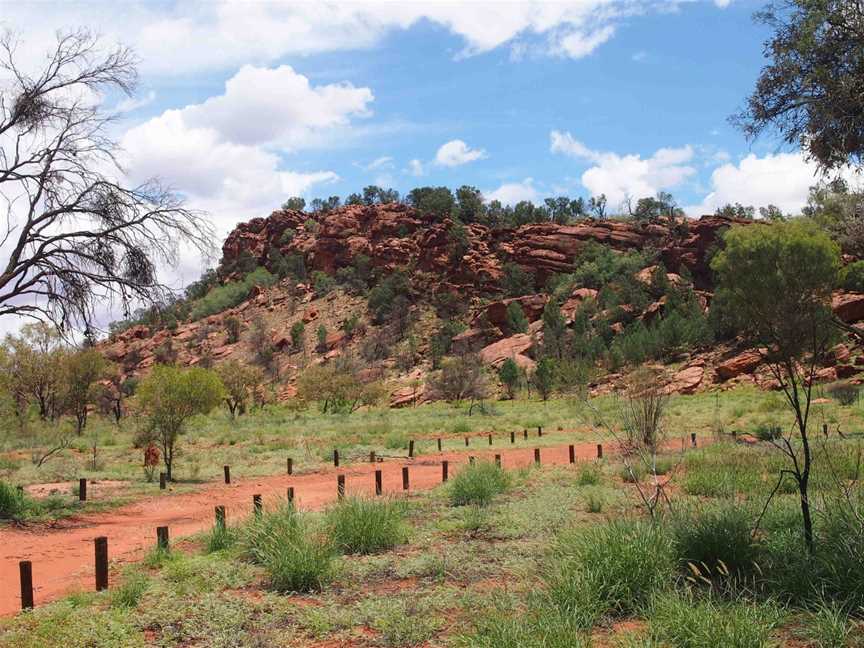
[826,381,859,406]
[547,520,675,626]
[649,591,779,648]
[325,497,407,554]
[841,260,864,292]
[190,267,276,320]
[0,481,27,519]
[242,504,334,592]
[449,461,510,507]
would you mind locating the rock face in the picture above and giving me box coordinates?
[832,292,864,323]
[715,350,763,381]
[478,334,535,368]
[220,205,743,292]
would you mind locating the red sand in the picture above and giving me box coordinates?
[0,437,696,616]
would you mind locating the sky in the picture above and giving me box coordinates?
[0,0,835,292]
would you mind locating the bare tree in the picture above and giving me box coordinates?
[0,29,213,332]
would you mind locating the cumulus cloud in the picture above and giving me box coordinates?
[550,130,696,206]
[485,178,539,205]
[407,159,426,177]
[120,64,369,231]
[684,152,833,216]
[435,139,488,167]
[1,1,704,76]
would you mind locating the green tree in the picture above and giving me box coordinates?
[734,0,864,172]
[455,185,485,223]
[3,323,65,421]
[533,357,557,401]
[282,197,306,211]
[505,301,529,334]
[216,361,262,419]
[291,321,306,351]
[62,349,107,435]
[317,324,328,351]
[138,366,224,481]
[541,300,567,359]
[406,186,455,219]
[711,220,840,552]
[498,358,521,400]
[502,263,534,297]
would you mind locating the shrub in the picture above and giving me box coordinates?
[826,381,859,406]
[205,524,236,553]
[311,270,335,297]
[841,260,864,292]
[576,464,602,486]
[109,571,148,609]
[0,481,27,519]
[242,505,334,592]
[502,263,534,297]
[449,461,510,507]
[505,301,529,334]
[189,267,276,320]
[325,497,407,554]
[547,520,675,626]
[649,591,779,648]
[224,316,241,343]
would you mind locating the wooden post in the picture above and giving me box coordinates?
[159,472,167,490]
[464,436,469,447]
[437,438,442,452]
[534,448,541,465]
[287,487,294,504]
[495,454,501,467]
[823,423,828,437]
[94,536,108,591]
[78,478,87,502]
[253,494,262,515]
[369,451,377,463]
[215,505,226,529]
[156,526,169,550]
[469,456,476,465]
[596,444,603,459]
[442,461,449,482]
[223,465,230,484]
[375,469,382,496]
[402,466,409,491]
[488,433,492,446]
[19,561,33,610]
[569,445,575,464]
[408,440,415,458]
[333,449,340,467]
[510,430,515,444]
[337,475,345,499]
[538,426,543,437]
[523,429,528,440]
[690,433,697,448]
[287,457,293,475]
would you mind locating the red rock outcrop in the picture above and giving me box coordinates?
[715,350,763,381]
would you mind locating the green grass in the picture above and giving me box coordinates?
[325,497,408,554]
[448,461,510,507]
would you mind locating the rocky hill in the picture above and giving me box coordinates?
[101,203,864,405]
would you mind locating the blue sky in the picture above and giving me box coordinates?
[4,0,830,278]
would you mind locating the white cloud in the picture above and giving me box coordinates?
[435,139,488,167]
[114,90,156,114]
[550,130,696,205]
[486,178,539,205]
[407,159,425,177]
[1,1,702,76]
[120,65,369,231]
[684,152,842,216]
[360,156,395,172]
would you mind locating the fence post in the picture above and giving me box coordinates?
[79,478,87,502]
[538,426,543,437]
[437,438,442,452]
[495,454,501,467]
[442,461,449,482]
[369,451,376,463]
[333,449,340,468]
[464,436,469,447]
[156,526,169,551]
[823,423,828,437]
[375,469,382,496]
[215,506,226,529]
[94,536,108,591]
[159,472,167,490]
[596,444,603,459]
[223,465,230,484]
[337,475,345,499]
[523,429,528,440]
[469,456,475,465]
[408,440,415,458]
[287,488,294,504]
[690,433,697,448]
[253,494,262,515]
[19,561,33,610]
[510,431,515,444]
[287,457,293,475]
[402,466,409,491]
[488,433,492,446]
[534,448,541,465]
[569,445,576,464]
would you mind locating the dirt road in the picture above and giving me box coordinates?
[0,438,671,616]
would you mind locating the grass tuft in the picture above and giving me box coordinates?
[448,461,510,507]
[325,497,407,554]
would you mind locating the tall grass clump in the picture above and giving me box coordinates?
[546,520,675,627]
[204,523,237,553]
[325,497,407,554]
[464,606,590,648]
[242,504,334,592]
[449,461,510,507]
[0,481,28,519]
[649,591,779,648]
[802,599,855,648]
[109,570,149,609]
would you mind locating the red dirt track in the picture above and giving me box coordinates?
[0,438,690,616]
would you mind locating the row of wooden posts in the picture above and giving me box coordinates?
[20,431,700,610]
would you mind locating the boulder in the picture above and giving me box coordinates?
[832,292,864,323]
[479,334,534,367]
[715,350,762,381]
[480,294,547,331]
[666,364,704,394]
